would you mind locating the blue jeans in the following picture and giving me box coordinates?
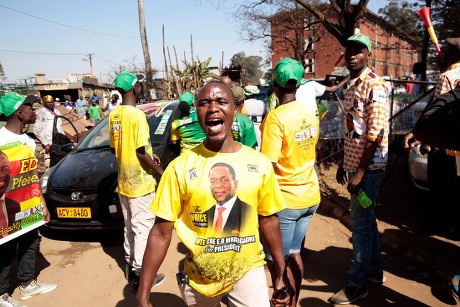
[265,205,319,260]
[0,229,39,294]
[347,170,384,288]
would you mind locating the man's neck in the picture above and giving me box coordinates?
[278,93,296,105]
[5,120,25,135]
[349,67,367,79]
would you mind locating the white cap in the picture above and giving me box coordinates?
[56,98,60,101]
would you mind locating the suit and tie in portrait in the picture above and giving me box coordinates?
[205,162,253,236]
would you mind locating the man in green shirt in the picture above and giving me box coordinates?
[87,100,102,125]
[170,92,206,153]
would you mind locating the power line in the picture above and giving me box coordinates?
[0,4,137,38]
[0,49,87,56]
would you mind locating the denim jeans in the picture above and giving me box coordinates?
[264,204,319,260]
[347,170,384,288]
[0,229,39,294]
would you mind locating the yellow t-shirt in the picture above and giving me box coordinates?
[150,144,285,297]
[109,105,156,197]
[260,100,320,209]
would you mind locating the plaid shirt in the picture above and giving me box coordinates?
[343,67,390,172]
[434,62,460,98]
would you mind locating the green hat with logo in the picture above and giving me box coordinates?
[273,57,304,88]
[179,92,194,106]
[347,33,371,52]
[115,71,138,92]
[0,92,37,117]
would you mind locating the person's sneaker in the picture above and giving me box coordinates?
[131,273,166,293]
[367,271,387,284]
[329,284,368,305]
[19,280,57,300]
[152,273,166,288]
[0,293,26,307]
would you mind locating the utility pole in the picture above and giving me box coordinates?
[83,53,94,76]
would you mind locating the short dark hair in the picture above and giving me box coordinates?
[209,162,236,180]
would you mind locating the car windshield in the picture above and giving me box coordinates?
[76,101,178,151]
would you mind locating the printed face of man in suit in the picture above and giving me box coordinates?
[0,152,10,196]
[209,164,238,205]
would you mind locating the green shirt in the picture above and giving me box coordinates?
[171,110,206,153]
[232,113,258,149]
[88,105,102,121]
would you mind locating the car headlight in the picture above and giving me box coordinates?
[40,167,52,194]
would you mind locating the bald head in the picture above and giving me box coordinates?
[219,76,233,88]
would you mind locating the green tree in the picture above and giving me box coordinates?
[229,52,263,85]
[171,57,219,93]
[378,0,421,43]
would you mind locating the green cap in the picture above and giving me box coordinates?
[0,92,26,117]
[347,33,371,52]
[273,57,304,88]
[114,71,138,92]
[179,92,194,106]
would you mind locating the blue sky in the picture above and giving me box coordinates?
[0,0,387,84]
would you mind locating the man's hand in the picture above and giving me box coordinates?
[42,203,51,223]
[271,286,292,307]
[336,164,347,185]
[44,144,51,154]
[153,154,161,165]
[402,132,420,151]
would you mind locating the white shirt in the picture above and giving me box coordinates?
[33,107,63,146]
[107,100,121,114]
[295,81,326,114]
[213,195,237,228]
[244,98,267,123]
[0,127,36,151]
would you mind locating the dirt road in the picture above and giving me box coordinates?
[6,208,455,307]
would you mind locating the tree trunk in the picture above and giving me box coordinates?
[138,0,153,101]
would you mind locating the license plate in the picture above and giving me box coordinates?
[57,207,91,218]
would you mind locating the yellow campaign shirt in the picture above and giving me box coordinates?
[109,105,156,197]
[150,144,285,297]
[260,100,321,209]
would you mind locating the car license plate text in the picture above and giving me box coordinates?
[57,207,91,218]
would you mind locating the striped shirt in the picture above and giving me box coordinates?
[343,67,390,172]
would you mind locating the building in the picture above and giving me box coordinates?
[271,8,419,80]
[33,73,114,105]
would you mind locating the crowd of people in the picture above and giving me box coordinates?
[0,32,459,307]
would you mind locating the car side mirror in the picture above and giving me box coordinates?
[61,143,75,153]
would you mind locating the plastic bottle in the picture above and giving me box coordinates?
[356,191,372,208]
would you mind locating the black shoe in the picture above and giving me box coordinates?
[131,273,166,293]
[329,284,368,305]
[367,271,387,284]
[125,264,135,281]
[131,275,140,293]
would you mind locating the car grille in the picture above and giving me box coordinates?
[47,188,98,203]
